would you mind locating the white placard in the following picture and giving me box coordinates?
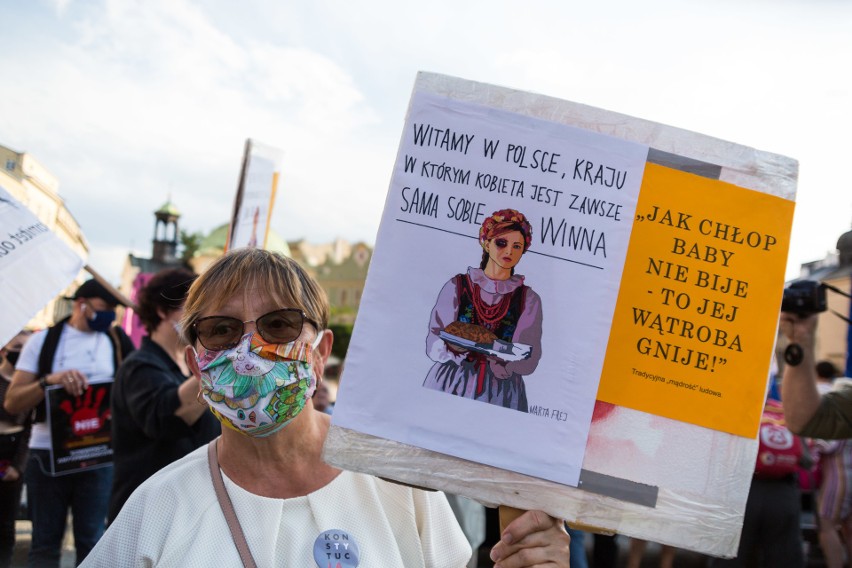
[0,185,84,346]
[334,92,648,486]
[227,139,283,251]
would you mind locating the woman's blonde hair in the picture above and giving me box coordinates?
[181,248,329,345]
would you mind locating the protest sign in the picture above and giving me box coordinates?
[333,90,648,487]
[597,165,793,437]
[0,185,84,347]
[325,72,797,557]
[46,379,113,475]
[226,139,283,251]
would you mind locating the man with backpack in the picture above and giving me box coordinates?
[3,279,133,567]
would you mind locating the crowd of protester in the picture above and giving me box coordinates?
[0,255,849,566]
[0,254,571,567]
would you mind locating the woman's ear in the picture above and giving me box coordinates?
[313,329,335,379]
[184,345,201,379]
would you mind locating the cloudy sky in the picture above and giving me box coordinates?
[2,0,850,283]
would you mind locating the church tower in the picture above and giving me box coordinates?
[152,199,180,263]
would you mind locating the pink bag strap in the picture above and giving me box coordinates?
[208,439,258,568]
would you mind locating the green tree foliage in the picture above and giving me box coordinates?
[179,230,204,263]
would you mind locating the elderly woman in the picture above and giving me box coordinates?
[423,208,543,412]
[108,268,220,523]
[82,248,569,567]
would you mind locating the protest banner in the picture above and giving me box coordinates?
[119,271,152,347]
[45,378,113,475]
[226,139,284,251]
[0,185,84,347]
[325,72,798,557]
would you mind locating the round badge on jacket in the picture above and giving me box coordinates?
[313,529,360,568]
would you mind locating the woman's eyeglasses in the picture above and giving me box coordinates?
[192,308,315,351]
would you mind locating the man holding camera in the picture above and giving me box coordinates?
[780,310,852,439]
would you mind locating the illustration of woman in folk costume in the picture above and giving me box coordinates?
[422,208,543,412]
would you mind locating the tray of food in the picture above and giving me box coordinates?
[439,321,532,362]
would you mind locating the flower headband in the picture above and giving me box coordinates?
[479,209,533,252]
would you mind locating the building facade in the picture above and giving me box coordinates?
[186,227,371,326]
[308,242,372,324]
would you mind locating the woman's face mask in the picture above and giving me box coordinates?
[196,330,323,438]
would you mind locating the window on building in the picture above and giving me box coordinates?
[5,159,16,172]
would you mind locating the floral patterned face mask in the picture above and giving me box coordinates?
[196,330,323,438]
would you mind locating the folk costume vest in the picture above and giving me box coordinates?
[454,273,526,396]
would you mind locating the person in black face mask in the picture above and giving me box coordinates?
[0,329,32,568]
[4,279,134,567]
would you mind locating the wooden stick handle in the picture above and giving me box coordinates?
[499,506,615,540]
[499,505,526,534]
[567,521,614,535]
[84,264,136,311]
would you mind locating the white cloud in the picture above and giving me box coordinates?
[3,0,852,283]
[2,0,392,281]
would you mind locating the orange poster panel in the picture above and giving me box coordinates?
[597,163,794,438]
